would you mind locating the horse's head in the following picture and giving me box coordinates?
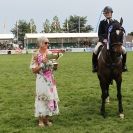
[108,18,125,56]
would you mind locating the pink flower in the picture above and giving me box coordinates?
[37,53,43,64]
[44,70,52,81]
[50,88,53,93]
[48,100,57,111]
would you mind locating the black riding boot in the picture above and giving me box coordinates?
[92,53,98,72]
[122,53,128,72]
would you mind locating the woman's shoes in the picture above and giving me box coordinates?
[38,120,52,127]
[46,121,53,127]
[38,121,45,128]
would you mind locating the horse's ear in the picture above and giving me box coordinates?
[120,17,123,26]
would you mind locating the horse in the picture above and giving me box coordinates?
[97,18,125,118]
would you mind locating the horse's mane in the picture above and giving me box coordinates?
[109,20,125,32]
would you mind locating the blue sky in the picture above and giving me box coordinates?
[0,0,132,33]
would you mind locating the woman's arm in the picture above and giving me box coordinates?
[32,66,41,74]
[32,57,48,73]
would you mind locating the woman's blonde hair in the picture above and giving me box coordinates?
[37,36,49,47]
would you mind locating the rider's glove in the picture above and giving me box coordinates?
[103,39,108,43]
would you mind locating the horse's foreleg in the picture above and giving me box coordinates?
[101,91,106,117]
[116,78,124,118]
[106,85,110,104]
[100,82,107,118]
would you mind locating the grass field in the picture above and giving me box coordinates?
[0,52,133,133]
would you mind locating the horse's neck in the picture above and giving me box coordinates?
[101,46,112,63]
[101,46,121,63]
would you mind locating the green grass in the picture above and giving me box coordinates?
[0,52,133,133]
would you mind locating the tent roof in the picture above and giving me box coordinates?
[0,34,14,40]
[25,33,98,39]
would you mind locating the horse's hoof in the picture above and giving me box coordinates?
[106,97,110,104]
[102,114,106,118]
[100,111,106,118]
[101,113,106,118]
[119,113,124,119]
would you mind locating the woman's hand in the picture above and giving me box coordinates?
[33,55,38,61]
[32,66,41,74]
[42,57,48,63]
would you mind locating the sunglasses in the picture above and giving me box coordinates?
[44,42,49,45]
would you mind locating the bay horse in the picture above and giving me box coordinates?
[97,18,125,118]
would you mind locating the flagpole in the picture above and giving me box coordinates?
[66,18,69,33]
[30,21,32,33]
[3,19,6,33]
[95,10,102,32]
[16,20,18,44]
[54,21,57,32]
[30,21,33,43]
[79,16,80,33]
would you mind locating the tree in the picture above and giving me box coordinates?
[50,16,62,33]
[63,15,93,33]
[43,19,51,33]
[63,18,69,32]
[128,32,133,36]
[11,20,37,44]
[29,19,37,33]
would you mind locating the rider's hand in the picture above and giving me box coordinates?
[103,39,107,43]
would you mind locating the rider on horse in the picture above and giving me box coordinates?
[92,6,128,72]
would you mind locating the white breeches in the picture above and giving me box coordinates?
[93,42,103,55]
[93,42,127,55]
[122,46,126,54]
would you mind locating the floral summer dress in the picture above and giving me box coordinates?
[30,50,59,117]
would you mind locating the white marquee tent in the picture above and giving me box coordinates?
[0,34,14,40]
[24,33,98,50]
[25,33,98,39]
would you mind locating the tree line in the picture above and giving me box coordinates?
[11,15,133,44]
[11,15,93,44]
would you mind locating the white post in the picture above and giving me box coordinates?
[61,38,64,48]
[26,39,28,54]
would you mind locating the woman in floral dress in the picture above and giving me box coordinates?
[30,37,59,127]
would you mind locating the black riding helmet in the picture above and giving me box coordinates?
[103,6,113,13]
